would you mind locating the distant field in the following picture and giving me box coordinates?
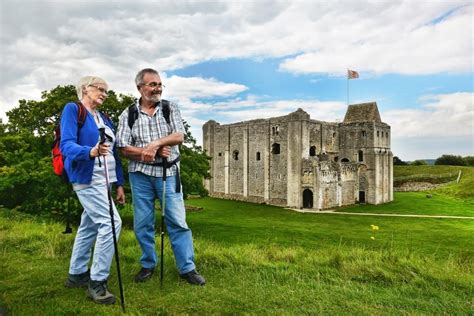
[394,165,473,199]
[340,165,474,216]
[339,191,474,216]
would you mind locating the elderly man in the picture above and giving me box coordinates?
[116,68,205,285]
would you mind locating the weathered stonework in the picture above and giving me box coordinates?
[203,102,393,209]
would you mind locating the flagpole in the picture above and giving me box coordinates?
[347,69,349,106]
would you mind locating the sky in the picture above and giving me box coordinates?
[0,0,473,161]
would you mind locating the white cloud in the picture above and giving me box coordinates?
[384,92,474,138]
[279,3,473,75]
[164,75,248,99]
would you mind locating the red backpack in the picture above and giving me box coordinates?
[51,102,87,181]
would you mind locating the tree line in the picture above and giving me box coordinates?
[393,155,474,166]
[0,85,210,219]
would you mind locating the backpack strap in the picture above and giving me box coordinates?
[75,102,87,129]
[127,99,171,130]
[161,100,171,125]
[128,103,139,130]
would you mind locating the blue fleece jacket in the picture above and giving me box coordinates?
[59,102,124,186]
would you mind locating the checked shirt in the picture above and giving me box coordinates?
[116,99,185,177]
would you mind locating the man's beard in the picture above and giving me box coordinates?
[144,93,161,103]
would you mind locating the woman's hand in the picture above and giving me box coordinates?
[90,143,111,157]
[116,186,125,205]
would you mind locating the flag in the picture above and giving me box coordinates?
[348,69,359,79]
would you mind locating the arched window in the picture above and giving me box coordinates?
[358,150,363,162]
[309,146,316,157]
[233,150,239,160]
[271,143,280,154]
[377,131,380,137]
[256,152,261,161]
[341,158,350,163]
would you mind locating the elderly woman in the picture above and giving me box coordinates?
[61,76,124,305]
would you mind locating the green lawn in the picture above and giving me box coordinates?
[339,191,474,216]
[1,196,473,315]
[338,165,474,216]
[394,165,474,199]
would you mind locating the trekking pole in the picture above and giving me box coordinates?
[160,156,168,287]
[99,128,125,312]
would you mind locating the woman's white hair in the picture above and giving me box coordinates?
[76,76,108,99]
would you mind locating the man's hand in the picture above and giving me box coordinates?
[116,186,125,205]
[141,142,159,162]
[157,145,171,158]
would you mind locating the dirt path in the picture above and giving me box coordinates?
[289,209,474,219]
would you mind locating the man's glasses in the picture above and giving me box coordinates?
[141,82,165,89]
[89,85,109,94]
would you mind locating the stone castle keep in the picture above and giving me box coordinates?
[202,102,393,209]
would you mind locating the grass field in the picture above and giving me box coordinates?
[338,165,474,216]
[394,165,474,199]
[1,193,473,315]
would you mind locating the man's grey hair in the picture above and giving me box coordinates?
[135,68,159,87]
[76,76,107,100]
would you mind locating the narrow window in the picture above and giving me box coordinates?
[361,130,366,137]
[218,152,222,157]
[233,150,239,160]
[309,146,316,157]
[333,132,336,138]
[377,131,379,137]
[358,150,363,162]
[272,126,280,136]
[271,143,280,154]
[334,156,339,162]
[256,152,261,161]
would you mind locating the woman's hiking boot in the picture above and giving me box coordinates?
[64,270,90,288]
[87,280,116,305]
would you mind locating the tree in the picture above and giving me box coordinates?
[435,154,466,166]
[393,156,408,165]
[463,156,474,166]
[180,121,211,198]
[410,160,427,166]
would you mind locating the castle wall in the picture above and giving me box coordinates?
[268,119,288,205]
[229,125,245,195]
[248,122,268,201]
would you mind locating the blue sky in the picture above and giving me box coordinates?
[1,0,473,160]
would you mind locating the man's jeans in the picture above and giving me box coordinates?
[69,183,122,281]
[129,171,195,274]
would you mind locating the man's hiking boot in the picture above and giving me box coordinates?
[134,267,154,283]
[65,270,90,288]
[87,280,116,305]
[180,270,206,286]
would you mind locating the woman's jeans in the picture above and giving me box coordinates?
[68,183,122,281]
[129,171,195,274]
